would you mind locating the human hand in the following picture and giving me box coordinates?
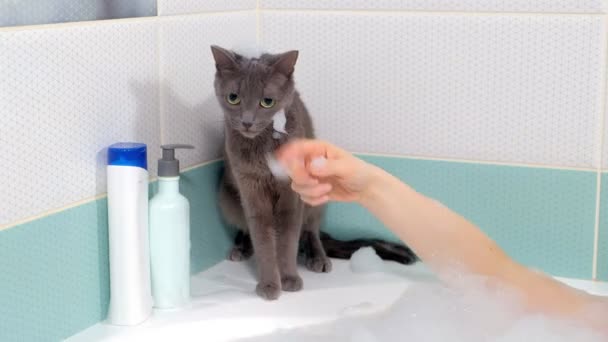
[275,139,375,206]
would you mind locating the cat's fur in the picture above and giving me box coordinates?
[211,45,417,301]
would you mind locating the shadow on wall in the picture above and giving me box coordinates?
[158,83,236,273]
[0,0,156,27]
[97,0,157,20]
[91,78,235,313]
[92,79,160,319]
[160,83,225,163]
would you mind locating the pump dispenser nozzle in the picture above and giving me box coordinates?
[157,144,194,177]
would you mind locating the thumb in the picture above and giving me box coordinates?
[309,156,350,178]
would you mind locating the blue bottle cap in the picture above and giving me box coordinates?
[108,142,148,170]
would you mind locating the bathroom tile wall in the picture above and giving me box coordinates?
[0,4,255,341]
[0,12,256,227]
[0,20,161,227]
[260,12,605,168]
[326,156,597,279]
[0,163,228,341]
[0,200,109,342]
[258,5,608,280]
[159,12,257,168]
[3,0,608,340]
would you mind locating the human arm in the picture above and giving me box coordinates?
[276,139,608,332]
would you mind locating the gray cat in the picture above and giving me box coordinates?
[211,46,417,301]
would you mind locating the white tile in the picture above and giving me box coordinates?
[603,106,608,169]
[260,0,606,13]
[0,21,160,225]
[158,0,255,16]
[159,13,257,168]
[260,12,605,167]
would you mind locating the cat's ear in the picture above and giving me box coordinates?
[271,50,299,77]
[211,45,238,72]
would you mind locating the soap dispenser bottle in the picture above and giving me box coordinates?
[149,144,194,309]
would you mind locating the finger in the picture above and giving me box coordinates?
[291,183,332,198]
[308,157,352,179]
[276,139,329,162]
[285,158,318,185]
[300,195,330,206]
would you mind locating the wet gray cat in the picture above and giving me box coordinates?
[211,45,417,301]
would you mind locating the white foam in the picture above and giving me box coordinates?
[349,247,385,274]
[232,44,263,59]
[265,153,290,181]
[239,273,607,342]
[272,109,288,136]
[310,156,327,170]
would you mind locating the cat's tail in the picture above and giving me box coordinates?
[320,231,418,265]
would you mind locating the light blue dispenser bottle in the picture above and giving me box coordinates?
[149,144,194,309]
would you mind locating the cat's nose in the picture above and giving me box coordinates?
[241,112,254,129]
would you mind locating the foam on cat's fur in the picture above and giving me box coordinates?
[230,43,264,59]
[265,154,328,182]
[272,109,287,139]
[349,247,385,274]
[266,153,290,180]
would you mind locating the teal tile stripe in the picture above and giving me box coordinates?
[0,157,598,341]
[179,162,235,273]
[0,200,109,342]
[0,161,231,342]
[324,155,597,279]
[598,173,608,281]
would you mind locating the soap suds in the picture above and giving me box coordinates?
[310,156,327,171]
[349,247,384,274]
[272,109,287,140]
[266,153,290,180]
[239,252,607,342]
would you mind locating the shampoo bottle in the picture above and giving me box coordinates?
[106,142,152,325]
[149,144,194,309]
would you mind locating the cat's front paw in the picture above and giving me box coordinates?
[306,256,333,273]
[281,275,303,292]
[255,281,281,300]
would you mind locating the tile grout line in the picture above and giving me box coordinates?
[0,9,255,33]
[592,16,608,281]
[0,159,223,232]
[0,153,598,231]
[256,0,261,44]
[157,18,165,146]
[260,8,606,17]
[157,16,166,146]
[594,173,602,280]
[353,151,598,172]
[0,7,600,34]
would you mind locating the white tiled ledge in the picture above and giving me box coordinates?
[67,259,608,341]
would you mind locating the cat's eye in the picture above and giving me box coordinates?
[260,98,275,108]
[226,93,240,105]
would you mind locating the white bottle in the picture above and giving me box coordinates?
[106,142,152,325]
[149,144,194,309]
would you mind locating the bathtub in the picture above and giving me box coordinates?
[66,259,608,342]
